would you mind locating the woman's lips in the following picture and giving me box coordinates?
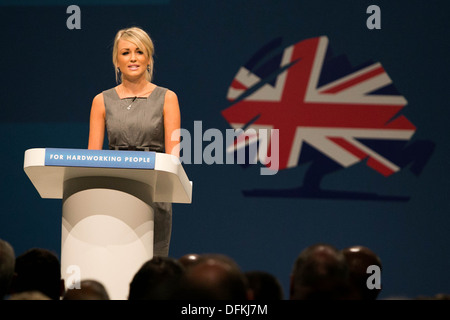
[128,65,140,70]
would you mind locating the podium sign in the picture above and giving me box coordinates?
[24,148,192,300]
[44,148,156,169]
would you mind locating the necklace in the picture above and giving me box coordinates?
[126,96,138,110]
[120,85,145,110]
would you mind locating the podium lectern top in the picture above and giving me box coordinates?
[24,148,192,203]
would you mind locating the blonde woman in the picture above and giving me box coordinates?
[88,26,180,257]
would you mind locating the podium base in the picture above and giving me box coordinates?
[61,177,155,300]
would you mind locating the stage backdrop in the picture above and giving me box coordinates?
[1,0,449,299]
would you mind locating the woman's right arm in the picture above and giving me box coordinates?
[87,93,106,150]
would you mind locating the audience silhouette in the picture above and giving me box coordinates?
[341,245,383,300]
[10,247,65,300]
[175,253,252,300]
[63,279,110,300]
[245,270,284,300]
[1,240,447,301]
[8,290,51,300]
[178,253,201,269]
[289,242,350,300]
[128,256,185,300]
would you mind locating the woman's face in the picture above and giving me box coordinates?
[116,39,150,81]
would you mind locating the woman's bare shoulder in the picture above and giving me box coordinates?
[164,88,178,100]
[91,92,105,112]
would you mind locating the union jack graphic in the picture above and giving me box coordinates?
[221,36,434,199]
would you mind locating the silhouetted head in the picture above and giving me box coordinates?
[178,253,201,269]
[176,254,250,300]
[63,279,110,300]
[128,256,185,300]
[342,245,382,300]
[8,290,51,300]
[245,270,284,300]
[12,248,64,300]
[290,243,350,300]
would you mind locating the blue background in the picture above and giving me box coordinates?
[1,0,449,299]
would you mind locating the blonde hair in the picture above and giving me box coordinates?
[112,27,155,83]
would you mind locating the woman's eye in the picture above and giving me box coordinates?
[122,52,129,55]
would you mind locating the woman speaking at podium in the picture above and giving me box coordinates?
[87,26,181,257]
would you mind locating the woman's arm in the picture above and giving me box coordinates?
[88,93,106,150]
[163,90,181,157]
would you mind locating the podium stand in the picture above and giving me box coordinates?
[23,148,192,300]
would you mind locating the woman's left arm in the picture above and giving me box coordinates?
[163,90,181,157]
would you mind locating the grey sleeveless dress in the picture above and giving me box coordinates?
[103,86,172,257]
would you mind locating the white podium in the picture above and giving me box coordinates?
[23,148,192,300]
